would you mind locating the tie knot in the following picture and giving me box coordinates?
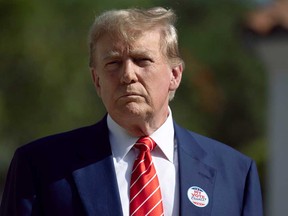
[134,136,156,152]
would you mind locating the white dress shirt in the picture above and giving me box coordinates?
[107,109,179,216]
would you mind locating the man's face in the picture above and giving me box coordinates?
[91,29,182,128]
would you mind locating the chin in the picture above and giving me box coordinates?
[125,103,145,115]
[117,102,149,118]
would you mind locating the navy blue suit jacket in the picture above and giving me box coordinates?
[0,117,263,215]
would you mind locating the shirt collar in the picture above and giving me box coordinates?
[107,115,137,163]
[150,109,174,163]
[107,107,175,163]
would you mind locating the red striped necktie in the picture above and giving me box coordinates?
[129,136,164,216]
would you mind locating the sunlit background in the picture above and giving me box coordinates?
[1,0,287,215]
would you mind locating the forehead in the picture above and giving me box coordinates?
[95,29,163,59]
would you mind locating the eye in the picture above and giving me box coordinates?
[105,60,122,70]
[134,58,153,67]
[107,61,119,65]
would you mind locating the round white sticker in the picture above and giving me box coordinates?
[187,186,209,208]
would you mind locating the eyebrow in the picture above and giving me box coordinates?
[102,48,154,62]
[130,49,152,57]
[102,50,121,61]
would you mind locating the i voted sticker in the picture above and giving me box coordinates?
[187,186,209,208]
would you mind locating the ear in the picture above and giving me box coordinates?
[169,64,183,91]
[91,68,102,97]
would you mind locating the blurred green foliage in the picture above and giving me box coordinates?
[0,0,267,198]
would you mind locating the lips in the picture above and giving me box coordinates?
[123,92,141,96]
[119,92,144,100]
[121,93,142,98]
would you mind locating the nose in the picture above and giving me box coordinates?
[120,60,138,84]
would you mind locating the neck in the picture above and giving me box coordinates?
[110,108,170,137]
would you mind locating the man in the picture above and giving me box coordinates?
[0,7,263,216]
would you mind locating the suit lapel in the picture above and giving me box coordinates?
[175,123,216,216]
[72,118,123,216]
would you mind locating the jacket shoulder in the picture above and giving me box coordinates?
[17,121,105,155]
[190,130,250,160]
[174,122,253,170]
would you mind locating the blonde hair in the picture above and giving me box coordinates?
[88,7,184,100]
[89,7,183,68]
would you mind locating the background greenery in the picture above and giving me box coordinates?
[0,0,267,203]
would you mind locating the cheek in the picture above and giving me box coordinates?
[156,71,172,89]
[99,75,119,99]
[147,74,171,99]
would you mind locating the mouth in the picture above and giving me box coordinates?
[119,92,144,100]
[125,93,140,97]
[122,92,142,97]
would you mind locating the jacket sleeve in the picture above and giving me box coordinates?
[241,160,263,216]
[0,148,40,216]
